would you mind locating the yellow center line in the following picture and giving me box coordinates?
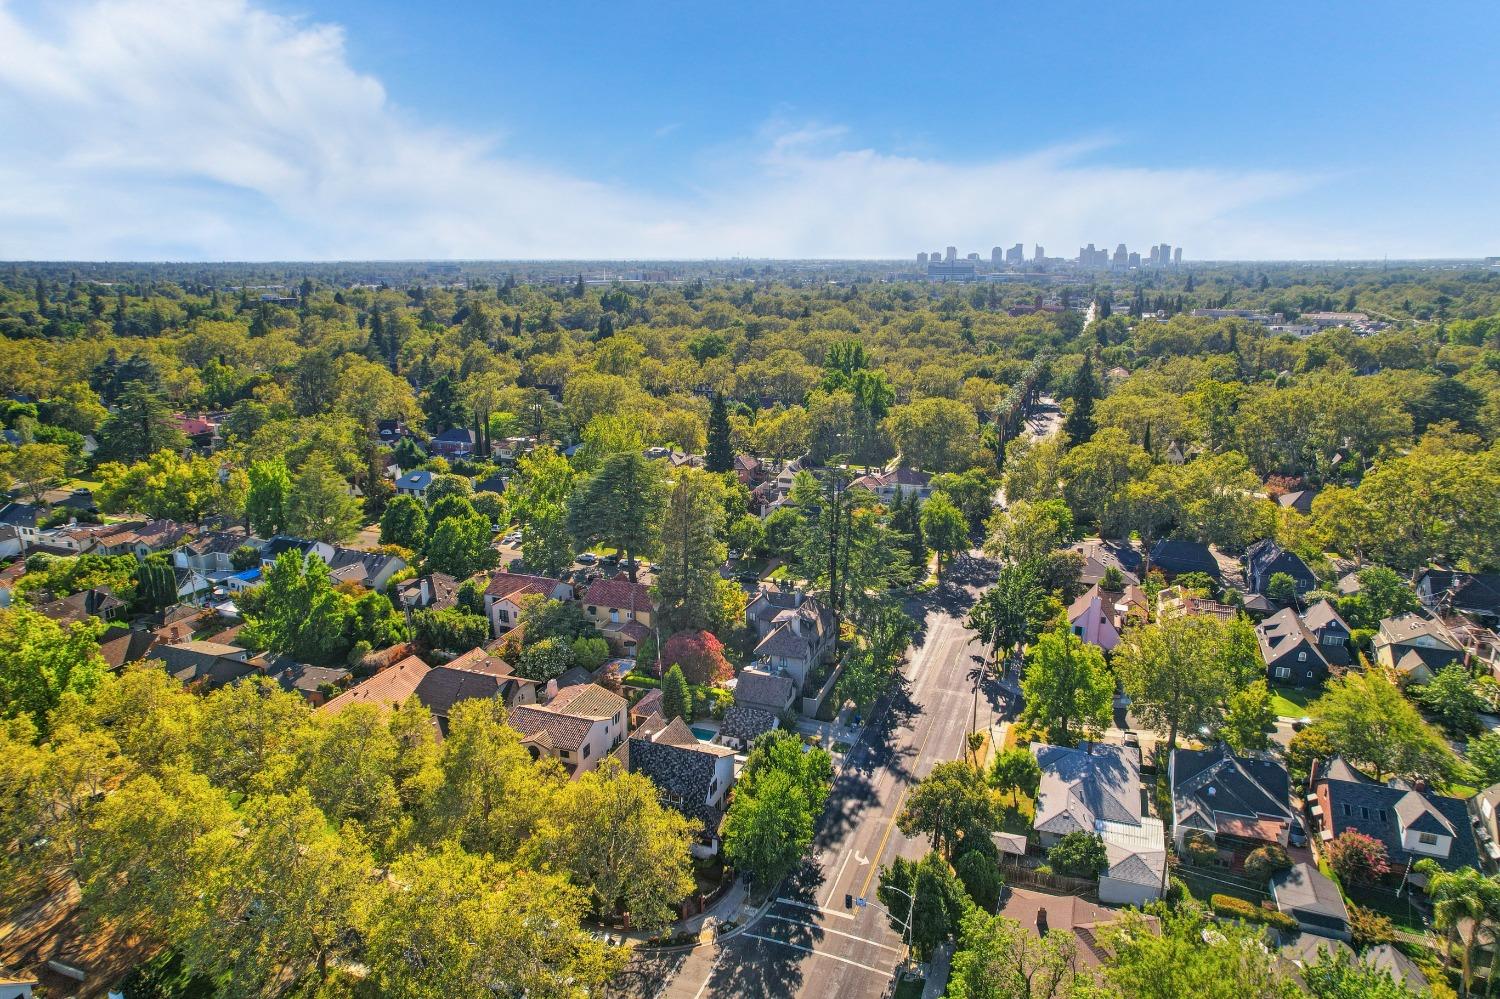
[856,649,951,898]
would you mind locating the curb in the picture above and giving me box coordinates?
[631,890,779,955]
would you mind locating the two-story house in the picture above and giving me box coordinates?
[173,530,263,573]
[484,571,573,636]
[1169,743,1296,857]
[746,586,836,694]
[1371,613,1462,686]
[1245,539,1318,597]
[0,502,42,555]
[394,469,434,502]
[1310,756,1478,875]
[848,466,933,504]
[1302,600,1354,667]
[414,647,539,734]
[1256,607,1330,687]
[580,577,655,656]
[1066,582,1147,653]
[510,683,628,777]
[1415,569,1500,624]
[627,712,737,856]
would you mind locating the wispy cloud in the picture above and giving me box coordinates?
[0,0,1330,260]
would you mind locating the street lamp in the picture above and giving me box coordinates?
[857,885,917,974]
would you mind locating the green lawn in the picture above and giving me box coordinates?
[998,793,1036,835]
[1269,686,1314,718]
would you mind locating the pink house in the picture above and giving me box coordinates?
[1067,583,1147,653]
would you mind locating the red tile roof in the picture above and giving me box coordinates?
[485,571,563,601]
[583,577,653,613]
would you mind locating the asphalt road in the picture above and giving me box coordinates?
[620,555,1004,999]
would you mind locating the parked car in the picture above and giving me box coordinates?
[576,552,598,565]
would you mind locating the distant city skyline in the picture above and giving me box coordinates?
[1,1,1498,260]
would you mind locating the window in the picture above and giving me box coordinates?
[1275,667,1291,678]
[609,609,620,623]
[1379,809,1388,822]
[582,744,591,758]
[587,606,597,615]
[1297,651,1307,662]
[1419,832,1439,846]
[1341,803,1351,817]
[498,609,510,623]
[1360,806,1369,820]
[1073,625,1085,637]
[560,750,570,759]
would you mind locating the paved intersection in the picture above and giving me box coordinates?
[619,556,1005,999]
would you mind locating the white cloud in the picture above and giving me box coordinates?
[0,0,1340,260]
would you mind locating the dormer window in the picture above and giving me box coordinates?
[1419,832,1439,846]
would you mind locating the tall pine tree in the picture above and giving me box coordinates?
[1062,349,1098,446]
[705,394,734,473]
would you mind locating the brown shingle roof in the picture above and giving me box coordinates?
[320,655,430,715]
[584,577,654,613]
[509,683,626,751]
[485,571,564,600]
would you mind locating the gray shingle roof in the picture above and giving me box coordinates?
[735,669,795,713]
[1273,863,1349,923]
[1032,742,1143,837]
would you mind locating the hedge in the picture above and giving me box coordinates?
[623,674,660,689]
[1210,893,1299,932]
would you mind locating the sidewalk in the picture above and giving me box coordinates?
[920,942,953,999]
[621,878,763,951]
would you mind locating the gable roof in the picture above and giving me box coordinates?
[1273,863,1350,923]
[1149,539,1221,579]
[628,713,734,831]
[1417,569,1500,617]
[1361,944,1430,994]
[320,655,430,715]
[485,570,565,601]
[720,704,776,744]
[0,502,39,528]
[415,662,506,722]
[1315,758,1478,871]
[1377,613,1461,653]
[147,640,255,689]
[509,682,626,751]
[98,625,157,670]
[1172,743,1293,841]
[1032,742,1143,837]
[1302,599,1350,635]
[1256,607,1328,670]
[734,668,796,713]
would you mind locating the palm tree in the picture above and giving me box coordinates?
[1418,860,1495,995]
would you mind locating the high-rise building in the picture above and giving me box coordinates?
[1113,243,1127,268]
[1173,247,1183,265]
[1149,245,1161,265]
[917,252,929,266]
[945,246,957,262]
[1128,251,1141,268]
[991,246,1003,266]
[1033,244,1045,261]
[1006,243,1025,265]
[931,250,943,263]
[966,252,980,261]
[1159,243,1172,266]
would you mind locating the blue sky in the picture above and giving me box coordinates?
[0,0,1496,260]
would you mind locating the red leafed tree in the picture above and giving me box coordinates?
[663,629,733,686]
[1325,830,1391,884]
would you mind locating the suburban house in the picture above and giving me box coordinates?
[580,577,655,656]
[1415,569,1500,623]
[415,647,538,733]
[1468,783,1500,871]
[1360,945,1431,995]
[509,683,628,777]
[395,572,459,612]
[1276,489,1320,516]
[394,469,434,501]
[173,530,261,573]
[1031,741,1165,907]
[1272,863,1351,941]
[1256,607,1331,687]
[1301,600,1354,668]
[746,586,836,694]
[848,466,933,503]
[1066,539,1143,588]
[1066,582,1147,653]
[483,571,573,637]
[1308,756,1479,874]
[321,655,431,715]
[261,536,335,567]
[1169,744,1295,856]
[1154,584,1237,623]
[429,428,478,457]
[722,668,796,749]
[148,640,258,691]
[327,547,407,590]
[626,712,737,856]
[733,454,766,486]
[0,502,41,554]
[98,625,157,671]
[262,659,352,707]
[1244,539,1318,597]
[1371,613,1462,686]
[1148,539,1221,581]
[96,519,191,560]
[36,587,125,626]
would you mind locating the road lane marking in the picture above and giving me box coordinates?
[857,691,946,898]
[761,914,905,954]
[741,934,895,978]
[685,953,723,999]
[775,898,855,921]
[822,848,854,907]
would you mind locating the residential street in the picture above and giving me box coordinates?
[617,555,1003,999]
